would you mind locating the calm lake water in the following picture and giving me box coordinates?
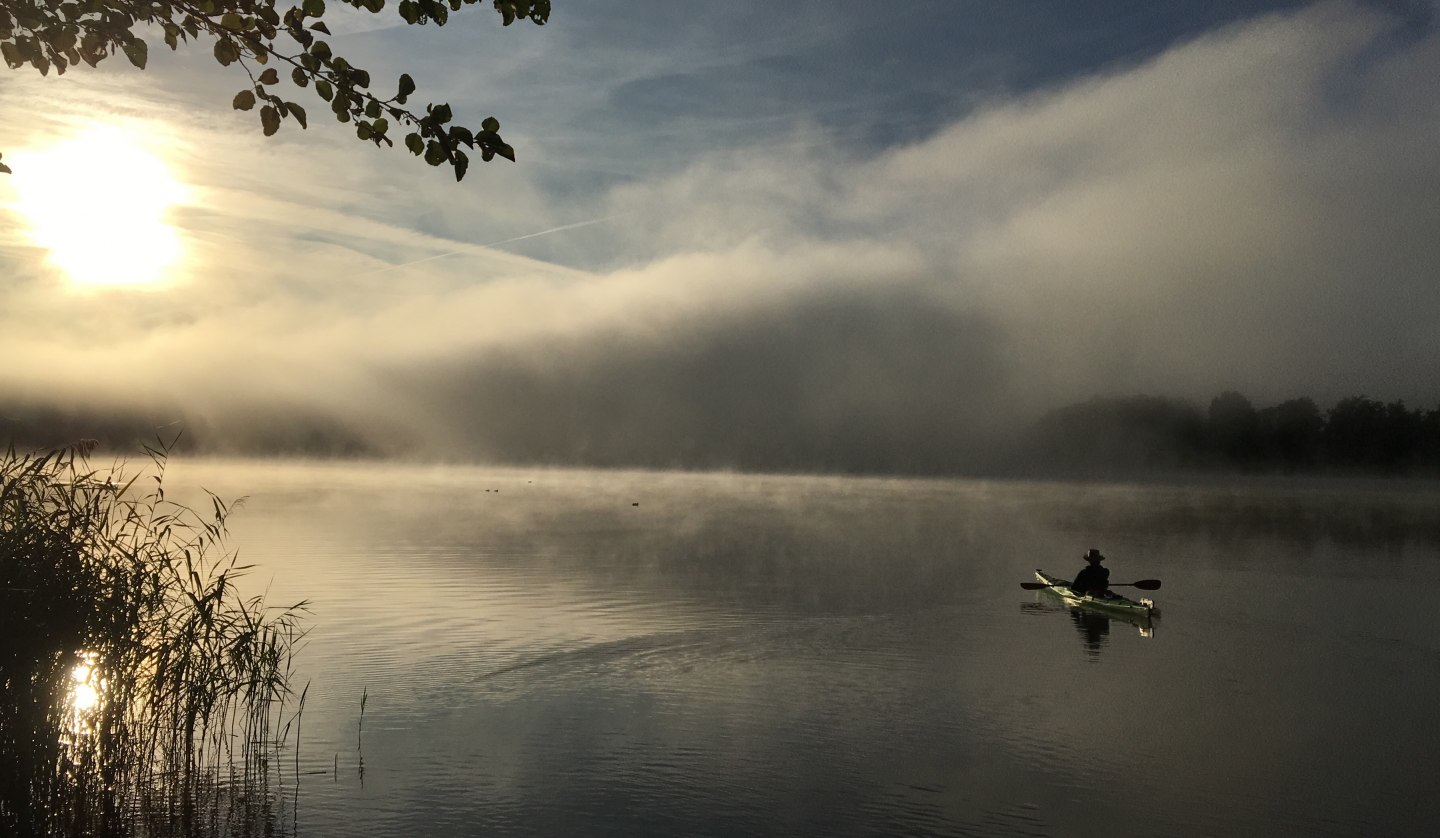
[165,459,1440,837]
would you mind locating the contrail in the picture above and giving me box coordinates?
[357,213,626,276]
[480,214,628,248]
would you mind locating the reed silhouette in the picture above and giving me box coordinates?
[0,441,308,837]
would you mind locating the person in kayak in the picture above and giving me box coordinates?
[1071,548,1111,596]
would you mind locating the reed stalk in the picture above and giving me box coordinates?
[0,441,309,837]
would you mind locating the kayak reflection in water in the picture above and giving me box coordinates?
[1070,548,1111,596]
[1071,608,1111,658]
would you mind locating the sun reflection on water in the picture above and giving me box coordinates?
[63,651,107,739]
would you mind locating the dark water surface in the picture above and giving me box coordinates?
[168,460,1440,837]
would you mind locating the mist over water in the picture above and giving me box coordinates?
[166,459,1440,837]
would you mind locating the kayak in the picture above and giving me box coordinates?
[1033,569,1159,622]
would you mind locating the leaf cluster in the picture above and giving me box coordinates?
[0,0,551,180]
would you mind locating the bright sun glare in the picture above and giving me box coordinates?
[70,661,100,712]
[9,125,187,288]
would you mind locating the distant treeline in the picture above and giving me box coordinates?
[0,401,377,458]
[1032,392,1440,475]
[7,391,1440,477]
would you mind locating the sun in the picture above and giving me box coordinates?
[7,124,188,289]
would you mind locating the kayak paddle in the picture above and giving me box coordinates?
[1020,579,1162,591]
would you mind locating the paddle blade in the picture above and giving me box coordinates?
[1020,582,1054,590]
[1128,579,1162,590]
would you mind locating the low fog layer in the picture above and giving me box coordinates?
[2,2,1439,470]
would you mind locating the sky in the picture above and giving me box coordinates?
[1,0,1439,470]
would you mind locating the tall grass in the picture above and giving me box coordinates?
[0,441,308,837]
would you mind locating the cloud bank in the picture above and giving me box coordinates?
[2,2,1438,470]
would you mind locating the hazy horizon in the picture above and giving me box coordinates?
[5,386,1437,481]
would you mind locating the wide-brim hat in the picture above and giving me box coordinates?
[1084,548,1104,562]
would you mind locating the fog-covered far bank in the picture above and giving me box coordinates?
[0,395,383,460]
[1022,392,1440,478]
[6,388,1440,480]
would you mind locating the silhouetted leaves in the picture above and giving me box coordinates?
[424,139,446,166]
[495,0,551,26]
[121,38,147,69]
[1,0,553,181]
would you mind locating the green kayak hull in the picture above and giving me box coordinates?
[1034,569,1159,622]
